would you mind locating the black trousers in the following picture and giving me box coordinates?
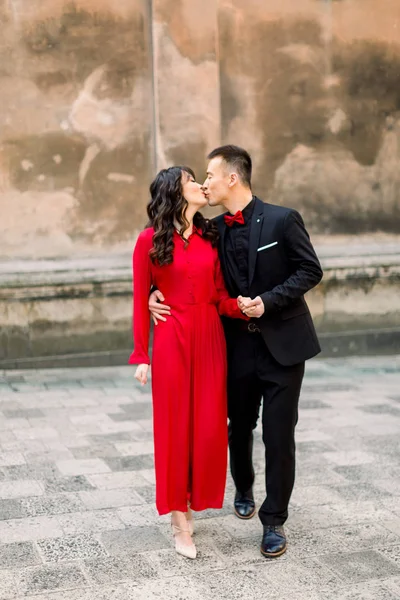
[226,328,304,526]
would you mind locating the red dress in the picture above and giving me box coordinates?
[129,226,247,515]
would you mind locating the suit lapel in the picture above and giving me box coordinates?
[248,197,265,287]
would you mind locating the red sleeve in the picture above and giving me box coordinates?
[214,253,249,320]
[128,230,153,365]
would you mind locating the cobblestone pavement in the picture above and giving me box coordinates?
[0,357,400,599]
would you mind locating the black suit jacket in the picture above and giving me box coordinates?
[214,197,323,367]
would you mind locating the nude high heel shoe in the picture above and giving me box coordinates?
[171,524,197,559]
[187,506,195,536]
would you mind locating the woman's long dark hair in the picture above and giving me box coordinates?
[147,166,218,266]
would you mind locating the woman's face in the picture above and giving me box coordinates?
[181,171,208,209]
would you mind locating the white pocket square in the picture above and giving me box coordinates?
[257,241,278,252]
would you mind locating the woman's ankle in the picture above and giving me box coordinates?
[171,510,186,523]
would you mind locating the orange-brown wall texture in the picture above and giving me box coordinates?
[1,0,400,259]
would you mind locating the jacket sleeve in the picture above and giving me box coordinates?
[260,210,323,312]
[214,253,249,320]
[128,231,153,365]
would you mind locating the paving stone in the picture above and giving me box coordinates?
[322,450,375,466]
[0,452,26,467]
[358,404,400,416]
[137,468,156,485]
[89,433,133,444]
[283,526,345,557]
[299,399,332,409]
[106,413,142,423]
[135,486,156,504]
[129,430,154,442]
[116,504,161,527]
[1,439,43,452]
[20,493,84,517]
[101,526,170,555]
[104,455,154,472]
[119,403,153,419]
[0,541,41,568]
[147,543,227,578]
[44,476,95,494]
[378,545,400,567]
[57,509,125,535]
[375,479,400,495]
[0,432,18,444]
[0,515,64,543]
[257,555,344,594]
[24,449,75,464]
[333,522,400,552]
[83,553,157,585]
[0,418,30,431]
[384,520,400,539]
[333,482,393,502]
[290,484,344,507]
[13,427,60,441]
[55,459,112,476]
[17,563,87,595]
[3,462,60,481]
[288,500,397,532]
[71,444,121,459]
[318,580,400,599]
[384,577,400,599]
[318,550,400,582]
[334,463,400,483]
[78,488,145,510]
[37,533,108,562]
[2,409,45,419]
[114,441,154,456]
[362,434,400,460]
[193,568,282,600]
[0,570,17,599]
[0,498,25,520]
[123,575,210,600]
[0,480,43,499]
[296,440,337,455]
[86,472,150,490]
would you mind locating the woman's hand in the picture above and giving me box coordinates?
[238,295,265,318]
[135,364,149,386]
[149,290,171,325]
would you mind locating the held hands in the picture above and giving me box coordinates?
[238,295,265,318]
[135,364,149,386]
[149,290,171,325]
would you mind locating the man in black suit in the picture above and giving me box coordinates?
[149,145,323,557]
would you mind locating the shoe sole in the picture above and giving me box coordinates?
[260,545,287,558]
[234,506,256,520]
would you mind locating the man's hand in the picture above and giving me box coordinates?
[149,290,171,325]
[238,295,265,318]
[237,296,252,311]
[135,364,149,386]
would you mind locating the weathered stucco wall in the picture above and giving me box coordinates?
[0,0,153,258]
[219,0,400,233]
[1,0,400,259]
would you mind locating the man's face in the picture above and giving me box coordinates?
[202,157,231,207]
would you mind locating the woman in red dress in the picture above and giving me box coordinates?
[129,166,247,559]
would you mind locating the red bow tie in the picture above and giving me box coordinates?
[224,210,245,227]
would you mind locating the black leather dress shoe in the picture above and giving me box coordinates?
[234,489,256,519]
[260,525,287,558]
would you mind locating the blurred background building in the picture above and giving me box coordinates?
[1,0,399,367]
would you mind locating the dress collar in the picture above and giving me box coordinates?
[174,224,202,241]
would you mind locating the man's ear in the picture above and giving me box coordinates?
[228,173,239,188]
